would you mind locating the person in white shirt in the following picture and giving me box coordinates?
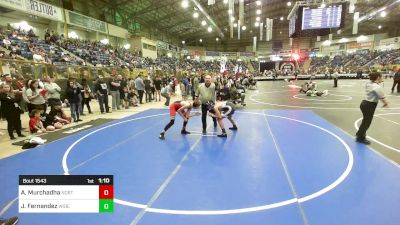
[26,79,47,114]
[333,70,339,87]
[356,72,389,145]
[33,53,45,63]
[2,37,11,50]
[160,82,174,106]
[44,76,61,109]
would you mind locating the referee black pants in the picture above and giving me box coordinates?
[201,103,217,131]
[333,78,338,87]
[356,100,377,140]
[137,90,144,104]
[392,79,399,93]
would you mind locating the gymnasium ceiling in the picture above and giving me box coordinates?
[89,0,400,44]
[28,0,398,44]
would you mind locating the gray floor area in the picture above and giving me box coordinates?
[246,78,400,164]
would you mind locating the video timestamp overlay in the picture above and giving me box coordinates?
[18,175,114,213]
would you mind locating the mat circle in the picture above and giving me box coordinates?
[354,113,400,153]
[293,93,352,102]
[250,91,400,110]
[62,111,354,215]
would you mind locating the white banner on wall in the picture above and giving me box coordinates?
[157,41,168,50]
[379,37,399,46]
[65,10,108,33]
[108,23,129,39]
[0,0,63,22]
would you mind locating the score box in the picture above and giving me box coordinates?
[19,175,113,213]
[99,185,113,212]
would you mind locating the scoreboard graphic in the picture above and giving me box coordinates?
[302,5,343,30]
[19,175,114,213]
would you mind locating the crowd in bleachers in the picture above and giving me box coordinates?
[309,56,330,71]
[369,49,400,66]
[309,49,400,74]
[1,25,36,60]
[179,59,218,71]
[2,24,252,73]
[348,51,381,67]
[117,47,152,68]
[0,25,84,66]
[330,55,352,68]
[250,60,259,71]
[3,22,400,76]
[0,24,255,81]
[60,39,124,67]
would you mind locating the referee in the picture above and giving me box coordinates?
[392,68,400,93]
[356,72,389,145]
[195,75,217,134]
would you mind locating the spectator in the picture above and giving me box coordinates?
[2,36,11,50]
[160,82,174,106]
[12,75,27,112]
[32,51,45,63]
[392,69,400,93]
[182,76,190,100]
[153,76,162,102]
[2,74,23,107]
[192,74,200,100]
[144,76,152,102]
[28,28,36,38]
[44,76,61,109]
[0,50,7,59]
[40,108,58,131]
[73,79,84,115]
[127,85,139,107]
[81,79,93,114]
[109,74,121,110]
[95,75,110,114]
[356,69,363,79]
[48,101,71,125]
[26,79,47,114]
[135,73,145,104]
[2,74,13,88]
[150,77,156,102]
[29,109,47,134]
[65,79,82,122]
[118,75,128,109]
[0,83,24,140]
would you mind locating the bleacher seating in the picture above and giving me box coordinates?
[250,60,259,71]
[2,25,399,75]
[368,49,400,66]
